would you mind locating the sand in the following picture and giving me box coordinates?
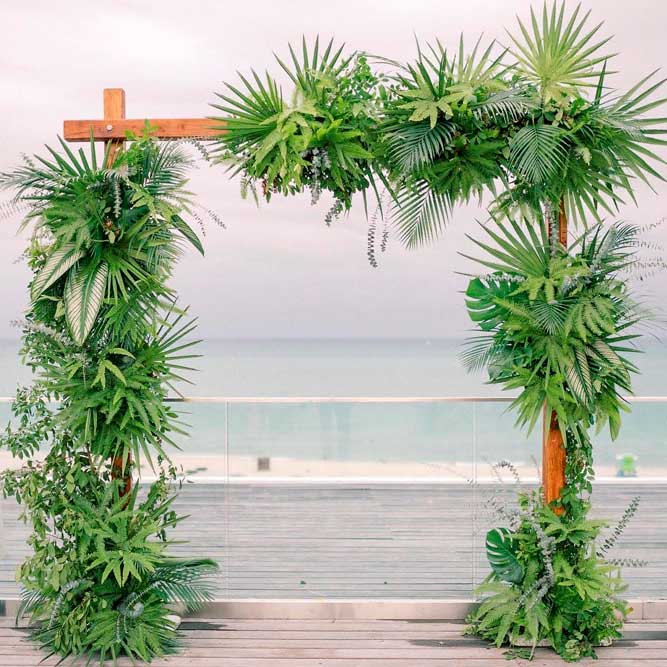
[1,451,664,482]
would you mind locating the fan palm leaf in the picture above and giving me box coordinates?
[508,2,614,102]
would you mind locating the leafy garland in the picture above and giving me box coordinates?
[0,135,218,662]
[462,220,648,660]
[214,5,667,252]
[380,6,667,247]
[212,37,388,223]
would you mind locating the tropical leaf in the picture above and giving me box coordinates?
[460,335,496,372]
[148,558,219,613]
[391,181,451,248]
[508,2,613,102]
[486,527,524,584]
[31,244,85,300]
[386,121,454,174]
[64,262,108,345]
[529,301,567,334]
[172,215,204,256]
[510,124,568,184]
[472,89,535,123]
[591,339,623,368]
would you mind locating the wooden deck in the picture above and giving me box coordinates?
[2,482,666,599]
[1,617,667,666]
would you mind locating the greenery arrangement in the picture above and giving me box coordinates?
[211,2,666,661]
[212,37,388,223]
[0,1,663,664]
[381,3,667,248]
[214,5,666,255]
[0,134,218,663]
[462,219,648,660]
[375,4,665,659]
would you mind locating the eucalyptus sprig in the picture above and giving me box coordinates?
[462,218,651,660]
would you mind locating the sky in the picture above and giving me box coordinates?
[1,0,666,340]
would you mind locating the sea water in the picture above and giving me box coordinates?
[1,338,666,468]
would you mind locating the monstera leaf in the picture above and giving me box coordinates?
[486,527,524,584]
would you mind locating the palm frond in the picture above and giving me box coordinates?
[472,89,536,124]
[385,121,454,173]
[391,181,452,248]
[508,2,614,102]
[510,124,569,184]
[148,558,219,613]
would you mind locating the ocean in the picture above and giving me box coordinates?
[1,338,666,470]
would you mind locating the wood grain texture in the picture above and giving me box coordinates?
[542,198,569,508]
[0,618,665,666]
[63,118,223,141]
[2,482,666,600]
[103,88,126,168]
[542,408,567,510]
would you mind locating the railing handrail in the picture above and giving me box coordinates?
[1,395,666,404]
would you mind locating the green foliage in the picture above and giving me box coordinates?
[507,3,612,103]
[485,528,524,584]
[211,3,667,252]
[0,135,218,663]
[462,219,641,445]
[462,220,650,660]
[467,492,627,662]
[212,37,386,219]
[381,2,667,245]
[380,37,512,247]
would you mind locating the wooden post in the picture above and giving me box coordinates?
[102,89,126,169]
[542,199,568,511]
[63,89,222,498]
[103,89,133,498]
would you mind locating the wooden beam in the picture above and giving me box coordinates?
[104,90,132,497]
[557,198,568,246]
[103,88,126,168]
[64,118,222,141]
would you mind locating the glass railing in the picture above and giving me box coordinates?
[1,396,666,600]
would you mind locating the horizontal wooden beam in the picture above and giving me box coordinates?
[63,118,224,141]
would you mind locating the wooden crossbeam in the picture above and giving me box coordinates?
[63,88,223,143]
[64,117,221,141]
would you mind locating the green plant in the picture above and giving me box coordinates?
[212,37,387,222]
[462,220,641,455]
[382,2,667,247]
[461,219,650,660]
[467,490,628,661]
[0,134,218,663]
[380,36,520,246]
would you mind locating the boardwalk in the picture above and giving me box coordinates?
[2,617,667,666]
[2,482,666,600]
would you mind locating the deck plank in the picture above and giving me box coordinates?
[0,619,665,666]
[2,482,666,599]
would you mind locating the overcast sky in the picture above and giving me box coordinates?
[1,0,666,339]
